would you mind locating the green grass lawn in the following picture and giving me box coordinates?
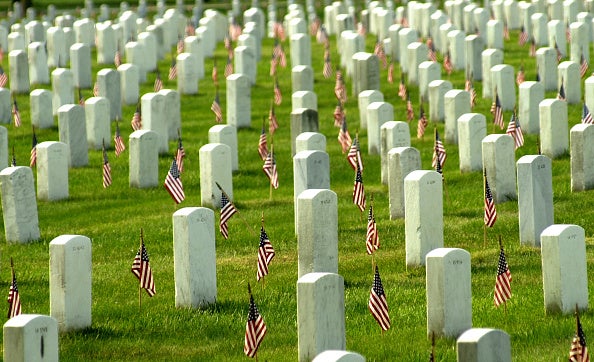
[0,4,592,361]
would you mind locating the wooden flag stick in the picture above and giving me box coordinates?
[215,182,258,237]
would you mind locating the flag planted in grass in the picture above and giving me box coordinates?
[102,143,112,188]
[369,265,390,331]
[30,129,37,168]
[0,65,8,88]
[431,130,446,171]
[131,236,156,297]
[168,58,177,80]
[164,158,184,204]
[154,71,163,92]
[347,136,363,172]
[257,227,275,281]
[258,126,268,160]
[262,150,279,189]
[569,312,590,362]
[7,260,21,319]
[244,288,267,358]
[114,122,126,157]
[491,93,504,129]
[220,193,238,239]
[323,47,333,79]
[417,104,428,139]
[583,104,594,124]
[506,112,524,149]
[557,81,566,101]
[338,116,352,153]
[273,80,282,106]
[484,172,496,228]
[211,91,223,123]
[12,99,20,127]
[175,136,185,174]
[353,165,366,212]
[268,103,278,135]
[366,205,379,255]
[581,54,589,79]
[494,247,511,307]
[131,103,142,131]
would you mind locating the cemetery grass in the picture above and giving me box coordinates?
[0,26,592,362]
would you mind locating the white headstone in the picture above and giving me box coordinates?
[290,33,312,67]
[173,207,217,308]
[541,224,589,314]
[296,132,326,153]
[292,91,317,112]
[70,43,92,89]
[570,124,594,192]
[84,97,110,150]
[457,329,512,362]
[398,27,418,73]
[536,47,558,91]
[429,80,453,122]
[58,104,88,167]
[539,98,568,158]
[291,109,319,155]
[27,42,49,85]
[176,52,198,95]
[407,42,428,85]
[490,64,516,110]
[352,52,380,96]
[519,81,544,134]
[426,247,472,338]
[3,314,59,362]
[358,90,383,130]
[381,121,410,184]
[30,89,53,129]
[405,170,444,266]
[49,235,92,332]
[388,146,421,219]
[141,92,168,154]
[36,141,69,201]
[312,351,365,362]
[458,113,487,173]
[557,61,580,104]
[209,125,238,172]
[96,68,121,120]
[481,49,504,99]
[418,61,441,100]
[531,13,548,45]
[95,23,116,65]
[297,272,345,362]
[129,130,159,188]
[137,32,157,72]
[293,151,330,234]
[517,155,554,246]
[291,65,314,93]
[9,50,29,94]
[234,45,256,84]
[447,30,466,70]
[51,68,73,115]
[444,90,471,144]
[0,126,7,170]
[226,73,251,129]
[482,134,517,203]
[199,143,233,208]
[367,102,394,155]
[0,166,40,243]
[125,42,147,83]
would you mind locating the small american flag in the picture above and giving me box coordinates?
[516,65,525,85]
[0,66,8,88]
[257,227,275,281]
[78,89,85,106]
[518,26,528,46]
[93,81,99,97]
[506,112,524,149]
[316,25,329,45]
[175,137,185,173]
[566,27,572,42]
[583,104,594,124]
[374,40,388,68]
[443,52,453,75]
[427,37,437,62]
[12,99,20,127]
[323,48,333,79]
[492,94,504,129]
[334,70,347,103]
[494,246,511,307]
[212,60,218,84]
[102,144,112,188]
[555,42,563,62]
[154,71,163,92]
[366,205,379,254]
[269,104,279,135]
[529,38,536,57]
[7,268,21,319]
[262,150,279,189]
[334,101,344,128]
[274,80,282,105]
[225,56,233,78]
[224,36,233,56]
[406,95,414,122]
[131,238,156,297]
[164,158,185,204]
[431,130,447,170]
[417,104,428,139]
[581,54,589,78]
[177,37,184,54]
[258,127,268,160]
[244,292,267,358]
[503,23,510,40]
[484,172,497,227]
[269,53,278,77]
[369,265,390,331]
[274,21,286,41]
[114,48,122,67]
[398,78,408,100]
[357,21,367,36]
[400,16,409,28]
[211,92,223,123]
[220,193,238,239]
[387,62,394,83]
[114,122,126,157]
[185,21,196,36]
[131,103,142,131]
[338,116,352,153]
[353,165,366,212]
[230,22,243,41]
[558,81,566,101]
[570,314,590,362]
[273,40,286,68]
[347,136,363,171]
[30,130,37,168]
[310,17,321,37]
[168,58,177,80]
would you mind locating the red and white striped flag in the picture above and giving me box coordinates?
[310,17,321,37]
[131,238,156,297]
[212,60,218,84]
[102,144,112,188]
[258,126,268,160]
[366,205,379,254]
[131,103,142,131]
[269,104,278,135]
[262,150,279,189]
[417,104,428,139]
[177,37,184,54]
[334,101,344,128]
[316,25,329,45]
[432,130,447,170]
[443,52,453,75]
[30,130,37,168]
[353,165,366,212]
[225,56,233,78]
[168,58,177,80]
[175,137,185,173]
[257,227,275,281]
[211,91,223,123]
[274,80,282,105]
[494,246,511,307]
[398,78,407,100]
[93,81,99,96]
[114,48,122,67]
[273,40,286,68]
[273,21,286,41]
[529,38,536,57]
[491,94,504,129]
[516,65,525,85]
[0,66,8,88]
[154,72,163,92]
[518,26,529,46]
[374,40,388,68]
[338,116,352,153]
[114,122,126,156]
[220,193,238,239]
[12,99,20,127]
[506,112,524,149]
[387,62,394,83]
[334,70,347,103]
[503,23,510,40]
[581,54,589,78]
[406,95,414,122]
[164,158,185,204]
[427,37,437,62]
[555,42,563,62]
[78,89,85,106]
[7,267,21,319]
[484,171,497,228]
[269,53,278,77]
[347,136,363,172]
[323,48,333,79]
[569,313,590,362]
[583,103,594,124]
[244,292,267,358]
[369,265,390,331]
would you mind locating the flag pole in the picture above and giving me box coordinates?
[499,235,508,317]
[139,228,143,312]
[215,181,258,237]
